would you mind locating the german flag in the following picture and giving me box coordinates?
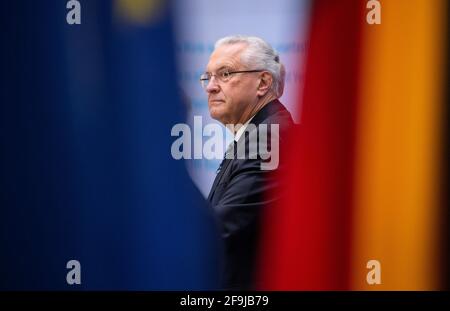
[258,0,448,290]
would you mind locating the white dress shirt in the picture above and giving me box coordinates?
[234,115,255,142]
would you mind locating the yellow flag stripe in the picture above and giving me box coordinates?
[352,0,447,290]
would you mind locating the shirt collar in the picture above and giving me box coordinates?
[234,115,256,142]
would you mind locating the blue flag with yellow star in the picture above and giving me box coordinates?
[0,0,221,290]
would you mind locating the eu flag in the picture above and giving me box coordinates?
[0,0,221,290]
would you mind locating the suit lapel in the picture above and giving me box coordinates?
[207,142,236,202]
[207,99,286,203]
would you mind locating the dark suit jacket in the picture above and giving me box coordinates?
[207,99,294,289]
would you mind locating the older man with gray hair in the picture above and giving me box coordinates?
[201,35,294,289]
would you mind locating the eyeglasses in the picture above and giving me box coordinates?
[200,68,264,90]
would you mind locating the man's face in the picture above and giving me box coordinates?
[205,43,260,125]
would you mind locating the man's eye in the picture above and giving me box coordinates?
[220,71,231,79]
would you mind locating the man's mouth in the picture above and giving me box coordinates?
[209,99,225,104]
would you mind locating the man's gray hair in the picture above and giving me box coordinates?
[214,35,286,98]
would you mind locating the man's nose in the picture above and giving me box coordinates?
[206,76,220,93]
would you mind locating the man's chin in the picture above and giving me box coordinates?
[208,108,225,123]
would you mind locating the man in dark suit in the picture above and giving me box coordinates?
[200,35,294,289]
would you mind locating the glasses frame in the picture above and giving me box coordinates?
[199,69,265,89]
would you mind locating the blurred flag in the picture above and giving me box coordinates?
[258,0,363,290]
[351,0,447,290]
[258,0,447,290]
[0,0,221,290]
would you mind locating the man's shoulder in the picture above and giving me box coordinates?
[264,106,294,131]
[252,100,295,142]
[253,99,294,129]
[229,100,294,174]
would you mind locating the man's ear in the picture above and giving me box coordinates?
[256,72,273,97]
